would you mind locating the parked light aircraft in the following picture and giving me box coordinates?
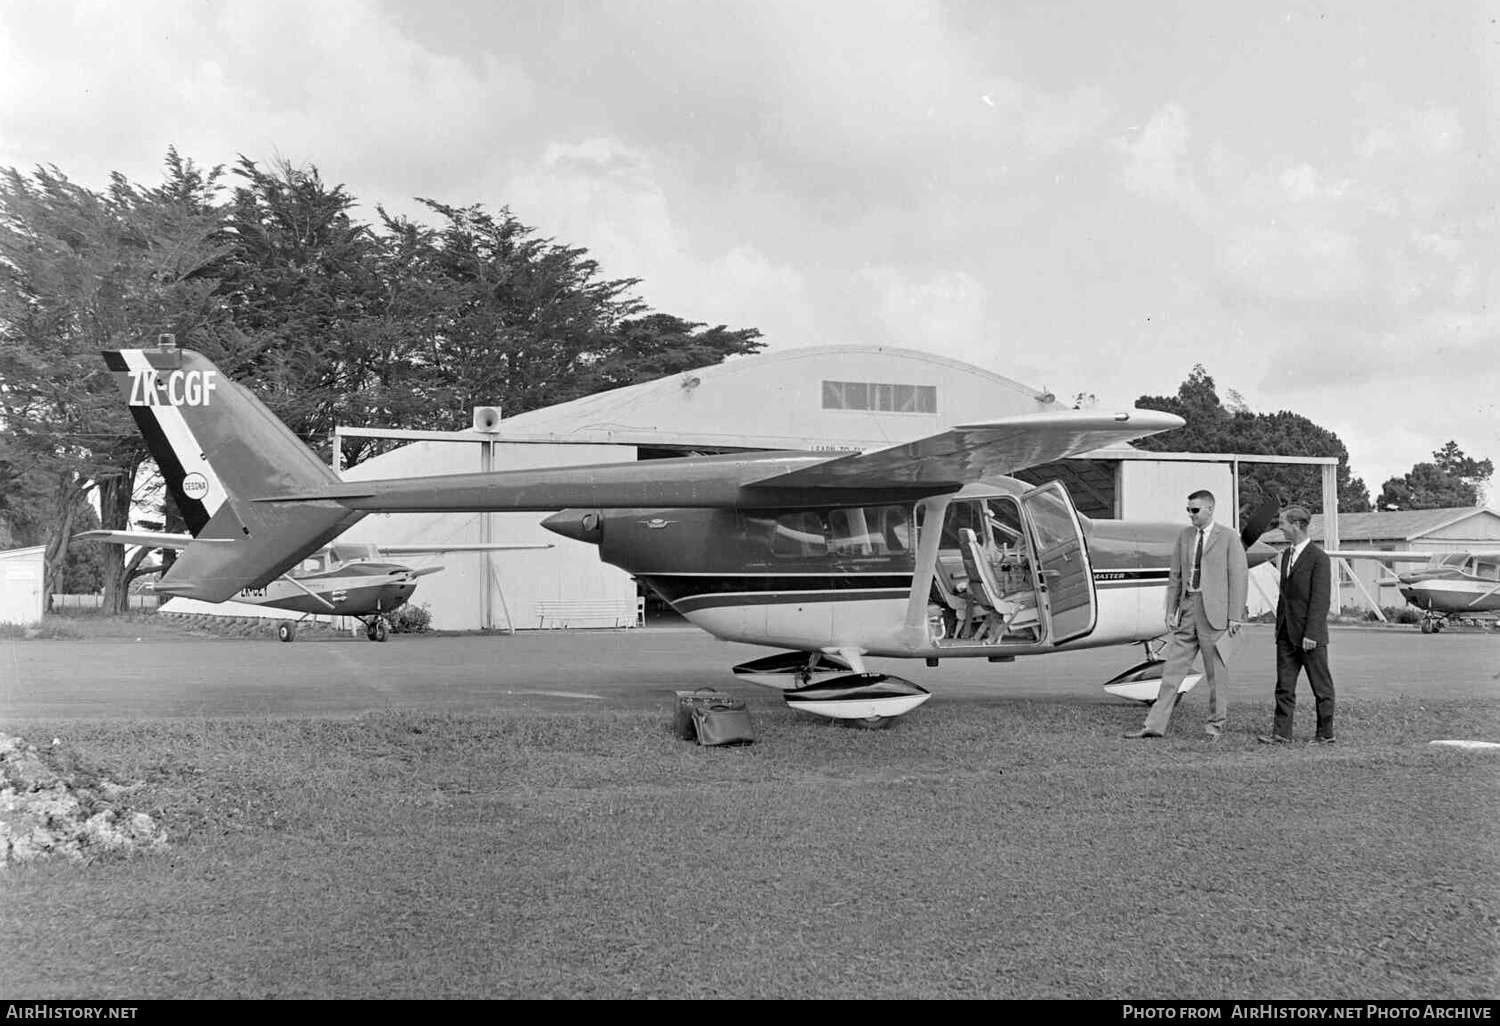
[1325,549,1500,633]
[76,529,551,641]
[103,342,1280,724]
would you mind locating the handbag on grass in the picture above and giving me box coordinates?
[674,688,734,740]
[691,701,756,746]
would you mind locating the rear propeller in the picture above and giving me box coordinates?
[1240,493,1282,550]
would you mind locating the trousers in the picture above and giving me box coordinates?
[1272,631,1335,740]
[1143,593,1230,736]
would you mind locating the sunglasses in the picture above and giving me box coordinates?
[1186,506,1202,513]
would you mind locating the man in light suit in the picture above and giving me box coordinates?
[1124,489,1248,740]
[1259,505,1336,745]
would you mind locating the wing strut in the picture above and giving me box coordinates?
[280,573,337,611]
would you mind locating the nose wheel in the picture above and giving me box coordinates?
[364,616,390,642]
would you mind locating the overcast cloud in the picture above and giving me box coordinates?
[2,0,1497,497]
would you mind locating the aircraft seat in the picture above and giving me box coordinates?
[958,528,1019,642]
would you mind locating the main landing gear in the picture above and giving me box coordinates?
[360,615,391,642]
[731,650,933,729]
[275,614,391,642]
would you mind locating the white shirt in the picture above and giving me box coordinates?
[1286,538,1310,570]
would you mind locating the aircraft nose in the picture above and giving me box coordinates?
[541,509,603,545]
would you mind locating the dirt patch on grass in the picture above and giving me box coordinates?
[0,732,169,865]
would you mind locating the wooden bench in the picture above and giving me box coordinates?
[534,598,644,629]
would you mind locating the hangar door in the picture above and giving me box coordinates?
[1119,462,1235,529]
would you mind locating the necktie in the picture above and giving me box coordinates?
[1191,529,1204,590]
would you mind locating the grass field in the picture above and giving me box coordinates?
[2,691,1496,999]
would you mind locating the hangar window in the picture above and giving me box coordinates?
[822,380,936,414]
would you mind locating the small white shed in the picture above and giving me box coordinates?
[0,546,45,626]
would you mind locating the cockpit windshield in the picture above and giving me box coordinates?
[328,543,380,566]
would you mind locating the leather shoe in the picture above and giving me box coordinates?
[1122,729,1163,739]
[1257,734,1293,744]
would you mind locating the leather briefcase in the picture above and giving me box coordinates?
[674,688,734,740]
[690,701,756,747]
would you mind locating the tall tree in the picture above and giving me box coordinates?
[1134,365,1372,517]
[0,151,228,610]
[376,201,763,439]
[4,150,768,614]
[1379,442,1493,510]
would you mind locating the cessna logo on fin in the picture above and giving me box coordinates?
[128,369,217,407]
[180,473,209,500]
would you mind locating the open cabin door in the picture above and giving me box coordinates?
[1018,481,1097,644]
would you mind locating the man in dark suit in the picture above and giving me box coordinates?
[1124,489,1248,740]
[1259,505,1336,745]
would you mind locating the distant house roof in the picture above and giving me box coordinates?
[1258,507,1500,544]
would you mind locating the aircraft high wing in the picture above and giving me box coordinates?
[100,342,1291,724]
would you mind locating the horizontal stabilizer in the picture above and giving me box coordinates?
[74,530,230,550]
[744,409,1185,489]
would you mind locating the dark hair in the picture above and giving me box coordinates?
[1281,505,1312,528]
[1187,489,1215,504]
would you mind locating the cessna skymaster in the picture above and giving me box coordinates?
[104,343,1279,726]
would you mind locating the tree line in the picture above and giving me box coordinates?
[1129,366,1491,519]
[0,150,763,609]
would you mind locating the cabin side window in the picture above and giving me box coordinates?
[826,504,912,556]
[763,505,914,559]
[772,512,827,558]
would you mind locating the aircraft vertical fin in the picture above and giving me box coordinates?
[102,346,366,601]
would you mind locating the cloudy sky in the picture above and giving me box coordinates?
[2,0,1497,498]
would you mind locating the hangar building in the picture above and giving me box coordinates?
[314,345,1244,632]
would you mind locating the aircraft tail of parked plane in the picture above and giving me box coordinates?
[105,347,368,602]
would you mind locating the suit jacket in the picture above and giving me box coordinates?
[1276,542,1331,646]
[1165,522,1248,631]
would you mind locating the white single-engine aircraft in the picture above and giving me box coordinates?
[75,529,550,641]
[1325,549,1500,633]
[103,342,1280,725]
